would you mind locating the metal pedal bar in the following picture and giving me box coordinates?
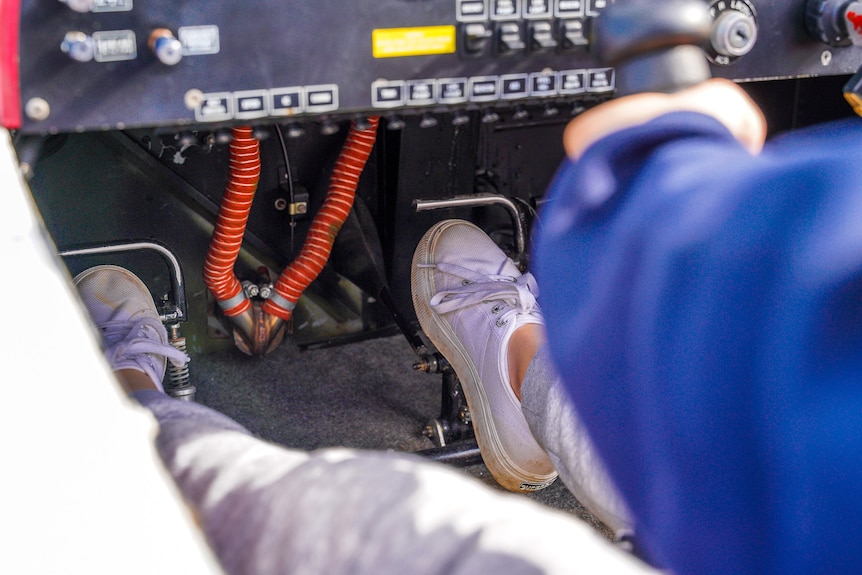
[59,239,195,400]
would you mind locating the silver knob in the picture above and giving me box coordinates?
[61,0,95,13]
[149,29,184,66]
[60,31,95,62]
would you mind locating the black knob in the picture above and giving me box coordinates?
[806,0,862,47]
[592,0,712,96]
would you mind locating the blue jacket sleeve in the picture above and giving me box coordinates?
[534,111,862,575]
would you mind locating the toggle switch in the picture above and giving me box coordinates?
[462,23,493,57]
[386,115,406,130]
[149,28,184,65]
[496,22,527,55]
[286,123,306,139]
[353,116,374,131]
[419,113,439,128]
[481,108,500,123]
[452,111,471,126]
[529,21,558,52]
[513,105,530,121]
[320,120,340,136]
[559,19,589,51]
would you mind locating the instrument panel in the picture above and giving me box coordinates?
[11,0,862,135]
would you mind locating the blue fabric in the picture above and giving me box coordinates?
[534,111,862,575]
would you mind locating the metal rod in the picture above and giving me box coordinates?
[415,440,483,468]
[413,193,526,260]
[60,239,187,322]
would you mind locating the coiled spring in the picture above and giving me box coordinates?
[166,324,195,401]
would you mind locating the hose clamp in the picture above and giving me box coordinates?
[217,291,249,312]
[266,291,296,312]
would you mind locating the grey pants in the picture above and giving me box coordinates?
[135,346,644,575]
[522,346,633,534]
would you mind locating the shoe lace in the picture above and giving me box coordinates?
[422,262,540,320]
[101,316,189,371]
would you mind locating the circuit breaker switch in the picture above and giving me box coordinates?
[559,19,589,51]
[149,29,184,66]
[529,21,558,52]
[463,23,493,55]
[497,22,526,55]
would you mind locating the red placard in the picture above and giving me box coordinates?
[0,0,21,129]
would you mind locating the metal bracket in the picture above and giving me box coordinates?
[413,350,484,467]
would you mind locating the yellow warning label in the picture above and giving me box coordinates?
[372,25,456,58]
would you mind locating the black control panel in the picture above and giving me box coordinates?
[13,0,862,134]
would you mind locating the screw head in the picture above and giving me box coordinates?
[25,98,51,121]
[184,89,205,110]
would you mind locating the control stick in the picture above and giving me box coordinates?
[592,0,713,96]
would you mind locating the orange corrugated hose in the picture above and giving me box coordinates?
[262,116,380,320]
[204,118,380,333]
[203,126,260,317]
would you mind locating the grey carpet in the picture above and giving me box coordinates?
[190,333,613,539]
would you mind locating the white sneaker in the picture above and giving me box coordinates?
[412,220,557,491]
[74,265,188,392]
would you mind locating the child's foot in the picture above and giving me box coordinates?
[74,265,188,393]
[412,220,557,492]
